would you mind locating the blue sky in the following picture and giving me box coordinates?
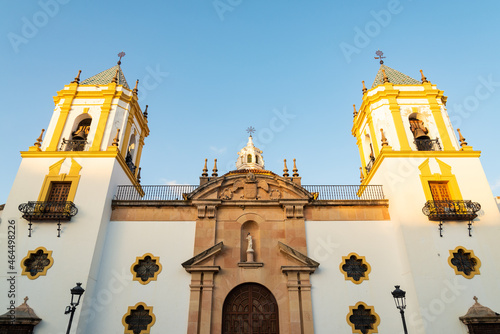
[1,1,500,204]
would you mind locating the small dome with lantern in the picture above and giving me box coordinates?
[236,128,265,170]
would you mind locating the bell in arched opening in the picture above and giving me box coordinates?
[72,118,92,141]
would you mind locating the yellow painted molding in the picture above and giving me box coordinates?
[130,253,162,285]
[418,158,463,201]
[340,253,371,284]
[122,302,156,334]
[361,149,481,187]
[21,247,54,280]
[28,146,42,152]
[21,150,143,196]
[121,115,134,157]
[37,158,82,202]
[448,246,481,279]
[21,151,121,158]
[346,301,380,334]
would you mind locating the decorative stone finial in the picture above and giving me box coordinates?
[380,128,389,147]
[133,79,139,95]
[457,128,468,147]
[359,167,364,182]
[382,69,389,83]
[23,296,29,304]
[202,159,208,177]
[292,159,299,177]
[362,80,367,94]
[283,159,289,177]
[72,70,81,84]
[137,167,141,183]
[212,159,218,177]
[112,69,119,84]
[420,69,428,83]
[34,129,45,148]
[143,105,148,119]
[473,296,478,303]
[112,129,120,146]
[353,104,358,117]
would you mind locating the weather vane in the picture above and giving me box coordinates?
[117,51,126,65]
[374,50,385,64]
[246,126,256,136]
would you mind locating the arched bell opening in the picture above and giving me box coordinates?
[63,115,92,151]
[409,113,438,151]
[125,133,137,175]
[222,283,279,334]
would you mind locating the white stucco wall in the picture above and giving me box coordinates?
[84,221,195,334]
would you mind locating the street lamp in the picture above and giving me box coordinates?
[65,282,85,334]
[391,285,408,334]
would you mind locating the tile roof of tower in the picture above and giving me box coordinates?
[80,65,130,88]
[371,64,420,88]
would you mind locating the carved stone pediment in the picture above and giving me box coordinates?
[186,171,313,203]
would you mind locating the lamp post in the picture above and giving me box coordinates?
[65,282,85,334]
[391,285,408,334]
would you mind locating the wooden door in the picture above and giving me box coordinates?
[222,283,279,334]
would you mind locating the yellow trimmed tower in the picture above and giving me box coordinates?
[0,61,149,333]
[352,61,500,333]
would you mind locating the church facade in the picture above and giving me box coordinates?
[1,61,499,334]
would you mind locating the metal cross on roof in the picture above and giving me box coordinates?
[374,50,385,64]
[246,126,256,136]
[117,51,126,65]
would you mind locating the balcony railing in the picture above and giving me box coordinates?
[113,185,385,202]
[303,185,384,200]
[60,138,88,151]
[18,201,78,221]
[415,138,442,151]
[422,200,480,221]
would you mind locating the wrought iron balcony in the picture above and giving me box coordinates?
[18,201,78,221]
[415,138,441,151]
[422,200,480,221]
[60,138,88,151]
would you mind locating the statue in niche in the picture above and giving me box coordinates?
[246,233,253,251]
[246,233,255,262]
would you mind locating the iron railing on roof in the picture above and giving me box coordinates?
[303,185,384,200]
[114,185,199,201]
[114,184,384,201]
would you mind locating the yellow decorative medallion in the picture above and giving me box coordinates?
[122,302,156,334]
[20,247,54,280]
[448,246,481,279]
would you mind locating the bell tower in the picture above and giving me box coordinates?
[0,59,150,333]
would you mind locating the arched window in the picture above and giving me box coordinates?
[222,283,279,334]
[247,154,252,163]
[255,155,259,164]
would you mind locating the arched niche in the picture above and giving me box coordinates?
[241,221,260,262]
